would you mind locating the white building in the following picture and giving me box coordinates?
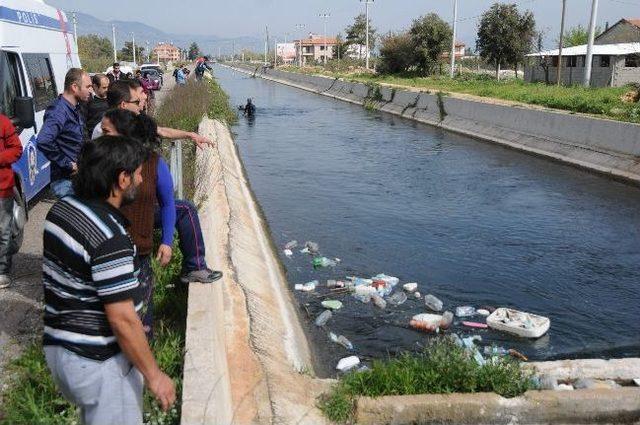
[276,43,296,64]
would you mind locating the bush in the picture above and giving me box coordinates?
[318,337,533,423]
[378,32,415,74]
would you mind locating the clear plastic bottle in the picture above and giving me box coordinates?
[314,310,332,327]
[336,335,354,350]
[424,294,443,311]
[455,306,476,317]
[371,293,387,309]
[388,291,408,306]
[484,346,509,356]
[439,311,454,329]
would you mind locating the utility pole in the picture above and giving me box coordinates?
[274,38,278,66]
[146,40,150,63]
[584,0,599,87]
[295,24,306,67]
[557,0,567,85]
[218,46,221,60]
[264,26,269,65]
[232,41,236,62]
[319,13,331,65]
[449,0,458,78]
[71,12,78,45]
[361,0,374,70]
[132,32,136,65]
[112,24,117,62]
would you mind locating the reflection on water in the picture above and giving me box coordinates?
[215,65,640,375]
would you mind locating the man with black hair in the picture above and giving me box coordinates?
[37,68,93,198]
[43,136,176,424]
[82,74,110,137]
[194,56,213,81]
[107,62,123,83]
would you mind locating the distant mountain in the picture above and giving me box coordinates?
[72,11,261,57]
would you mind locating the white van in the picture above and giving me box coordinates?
[0,0,80,230]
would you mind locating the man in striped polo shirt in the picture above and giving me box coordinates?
[43,136,175,424]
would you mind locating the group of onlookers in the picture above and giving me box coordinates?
[0,62,221,423]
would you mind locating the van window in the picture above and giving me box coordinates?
[0,52,22,118]
[23,54,58,112]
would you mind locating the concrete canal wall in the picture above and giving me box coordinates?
[181,117,331,425]
[228,63,640,184]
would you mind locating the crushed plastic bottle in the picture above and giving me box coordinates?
[424,294,443,312]
[353,293,372,303]
[372,274,400,287]
[283,249,293,257]
[484,346,509,356]
[455,306,476,317]
[294,280,318,292]
[284,240,298,250]
[439,311,454,330]
[403,282,418,293]
[314,310,332,327]
[371,293,387,309]
[304,241,319,253]
[336,356,360,372]
[313,256,337,268]
[388,291,408,306]
[321,300,343,310]
[329,333,354,350]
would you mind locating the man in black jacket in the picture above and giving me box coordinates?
[82,74,110,137]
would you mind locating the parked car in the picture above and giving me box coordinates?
[142,69,162,90]
[140,64,164,84]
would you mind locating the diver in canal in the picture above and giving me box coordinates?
[240,98,255,117]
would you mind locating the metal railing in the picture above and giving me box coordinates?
[169,140,184,199]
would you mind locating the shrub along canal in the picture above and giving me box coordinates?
[214,65,640,376]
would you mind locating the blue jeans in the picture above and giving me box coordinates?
[154,199,208,274]
[0,198,13,274]
[51,179,74,199]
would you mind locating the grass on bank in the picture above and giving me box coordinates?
[280,65,640,124]
[0,75,236,425]
[318,337,533,423]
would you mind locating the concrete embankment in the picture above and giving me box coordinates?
[227,63,640,184]
[181,116,331,425]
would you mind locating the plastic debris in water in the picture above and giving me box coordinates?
[371,293,387,309]
[388,291,408,306]
[300,247,310,254]
[329,332,354,350]
[424,294,443,312]
[462,321,488,329]
[321,300,343,310]
[403,282,418,293]
[476,309,490,316]
[411,313,443,333]
[439,311,454,330]
[455,306,476,317]
[304,241,319,253]
[313,256,337,268]
[283,249,293,257]
[414,292,422,299]
[314,310,332,327]
[294,280,318,292]
[336,356,360,372]
[284,240,298,250]
[372,274,400,287]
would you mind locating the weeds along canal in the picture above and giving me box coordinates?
[214,65,640,376]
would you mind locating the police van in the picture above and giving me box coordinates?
[1,0,80,246]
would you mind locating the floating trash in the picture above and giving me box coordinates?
[336,356,360,372]
[486,308,550,339]
[295,280,318,292]
[455,306,476,317]
[283,249,293,257]
[321,300,343,310]
[403,282,418,293]
[304,241,319,254]
[329,332,354,350]
[414,292,422,299]
[284,240,298,250]
[476,309,490,316]
[424,294,443,312]
[315,310,332,326]
[462,321,488,329]
[313,256,337,268]
[388,291,408,306]
[439,311,454,330]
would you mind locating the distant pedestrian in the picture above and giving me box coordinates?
[0,114,23,290]
[175,67,186,86]
[43,135,176,424]
[82,74,110,137]
[37,68,92,198]
[194,56,212,81]
[107,62,123,83]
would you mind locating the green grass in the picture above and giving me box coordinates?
[281,66,640,123]
[318,337,533,423]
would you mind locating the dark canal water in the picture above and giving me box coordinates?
[214,65,640,375]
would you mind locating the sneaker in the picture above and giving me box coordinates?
[180,268,223,284]
[0,274,11,289]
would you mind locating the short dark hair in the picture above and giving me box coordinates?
[107,80,133,107]
[73,136,146,200]
[103,108,138,137]
[91,74,108,86]
[113,62,120,68]
[64,68,86,91]
[103,109,160,152]
[125,79,141,90]
[203,56,209,61]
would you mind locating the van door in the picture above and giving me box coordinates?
[0,50,52,202]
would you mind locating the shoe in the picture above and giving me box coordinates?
[0,274,11,289]
[180,268,223,284]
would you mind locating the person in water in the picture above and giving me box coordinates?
[243,98,255,117]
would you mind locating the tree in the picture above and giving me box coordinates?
[77,34,113,72]
[188,42,201,60]
[560,25,603,47]
[345,13,377,59]
[119,41,145,63]
[333,33,349,60]
[409,13,452,76]
[476,3,536,79]
[378,31,416,74]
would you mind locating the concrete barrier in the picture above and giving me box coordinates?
[227,64,640,184]
[181,116,331,425]
[355,388,640,424]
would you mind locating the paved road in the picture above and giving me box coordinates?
[0,197,53,398]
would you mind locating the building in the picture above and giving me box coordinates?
[345,44,369,60]
[152,42,181,63]
[276,43,296,64]
[294,34,337,65]
[441,41,466,59]
[525,18,640,87]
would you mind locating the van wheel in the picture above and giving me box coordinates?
[8,184,27,255]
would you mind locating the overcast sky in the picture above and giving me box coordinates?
[45,0,640,49]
